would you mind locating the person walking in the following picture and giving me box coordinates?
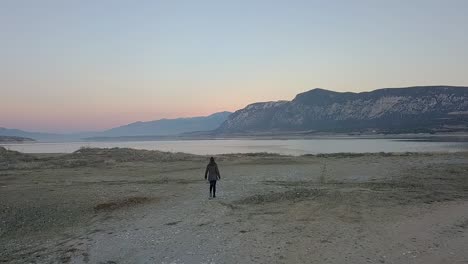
[204,157,221,198]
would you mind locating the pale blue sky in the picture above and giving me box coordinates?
[1,0,467,132]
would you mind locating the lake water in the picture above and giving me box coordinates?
[2,139,468,155]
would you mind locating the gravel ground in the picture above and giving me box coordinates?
[1,150,468,263]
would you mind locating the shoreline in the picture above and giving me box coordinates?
[2,135,468,155]
[84,131,468,142]
[2,131,468,144]
[3,147,468,157]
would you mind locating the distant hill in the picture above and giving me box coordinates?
[1,112,232,141]
[101,111,232,137]
[0,136,35,143]
[216,86,468,134]
[5,86,468,141]
[0,127,64,141]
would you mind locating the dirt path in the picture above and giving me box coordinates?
[1,152,468,263]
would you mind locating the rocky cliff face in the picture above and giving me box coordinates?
[217,86,468,133]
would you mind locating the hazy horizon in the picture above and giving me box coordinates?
[1,110,234,134]
[4,85,468,134]
[2,0,468,133]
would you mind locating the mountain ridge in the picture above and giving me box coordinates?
[217,86,468,134]
[102,111,231,137]
[3,86,468,140]
[0,111,232,141]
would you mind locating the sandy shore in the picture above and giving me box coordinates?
[1,148,468,263]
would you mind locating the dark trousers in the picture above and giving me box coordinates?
[209,180,217,197]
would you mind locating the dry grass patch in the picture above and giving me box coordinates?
[0,147,38,169]
[236,188,323,205]
[94,196,157,212]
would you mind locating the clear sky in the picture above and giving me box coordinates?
[1,0,468,133]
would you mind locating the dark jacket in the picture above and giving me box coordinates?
[205,163,220,181]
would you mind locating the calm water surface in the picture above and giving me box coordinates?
[3,139,468,155]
